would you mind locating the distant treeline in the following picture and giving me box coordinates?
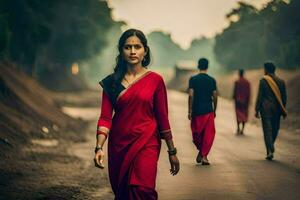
[0,0,115,90]
[85,29,221,84]
[214,0,300,70]
[147,32,221,73]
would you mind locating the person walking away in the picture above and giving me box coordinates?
[255,62,287,160]
[233,69,251,135]
[188,58,218,165]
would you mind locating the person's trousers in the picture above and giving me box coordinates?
[191,112,215,156]
[261,115,281,154]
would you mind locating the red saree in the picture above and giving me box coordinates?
[97,71,172,200]
[233,77,250,122]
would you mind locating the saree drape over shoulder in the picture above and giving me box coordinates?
[97,71,172,200]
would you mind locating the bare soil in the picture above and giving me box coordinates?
[1,63,299,200]
[0,62,112,199]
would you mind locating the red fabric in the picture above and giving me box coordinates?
[97,72,172,199]
[233,77,250,122]
[159,130,172,141]
[153,77,172,140]
[191,112,215,156]
[97,91,113,130]
[129,185,158,200]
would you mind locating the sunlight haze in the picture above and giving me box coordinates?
[108,0,272,48]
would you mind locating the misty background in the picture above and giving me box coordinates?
[0,0,299,91]
[1,1,300,198]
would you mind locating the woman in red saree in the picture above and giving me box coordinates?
[94,29,180,200]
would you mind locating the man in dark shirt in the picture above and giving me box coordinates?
[255,62,287,160]
[188,58,218,165]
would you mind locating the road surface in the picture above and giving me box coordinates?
[65,90,300,200]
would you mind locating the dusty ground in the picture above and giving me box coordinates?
[1,88,299,200]
[1,65,299,199]
[157,91,300,200]
[0,95,113,200]
[0,62,97,199]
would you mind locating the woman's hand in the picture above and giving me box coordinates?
[94,149,105,169]
[169,155,180,175]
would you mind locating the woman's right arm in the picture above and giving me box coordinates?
[94,91,113,169]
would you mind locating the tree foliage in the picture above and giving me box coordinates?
[147,32,220,73]
[214,0,300,70]
[0,0,115,90]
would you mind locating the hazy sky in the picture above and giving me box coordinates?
[107,0,271,48]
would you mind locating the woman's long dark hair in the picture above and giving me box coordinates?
[112,29,151,89]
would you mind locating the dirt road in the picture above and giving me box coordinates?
[4,90,298,199]
[156,90,300,200]
[61,90,300,200]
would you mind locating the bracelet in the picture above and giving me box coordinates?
[95,146,103,153]
[97,130,108,139]
[167,148,177,156]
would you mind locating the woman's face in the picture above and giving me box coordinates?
[122,35,147,66]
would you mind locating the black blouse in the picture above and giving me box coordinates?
[99,74,125,107]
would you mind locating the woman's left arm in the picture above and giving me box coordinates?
[154,78,180,175]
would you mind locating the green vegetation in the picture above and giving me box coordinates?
[81,22,124,87]
[214,0,300,70]
[148,31,220,73]
[0,0,115,90]
[148,31,183,68]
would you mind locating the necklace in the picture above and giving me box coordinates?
[124,77,132,85]
[123,70,149,86]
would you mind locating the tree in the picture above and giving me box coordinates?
[214,0,299,70]
[0,0,116,90]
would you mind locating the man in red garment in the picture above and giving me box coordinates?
[233,69,251,135]
[188,58,218,165]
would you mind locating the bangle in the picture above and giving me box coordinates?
[97,130,108,139]
[95,146,103,153]
[167,148,177,156]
